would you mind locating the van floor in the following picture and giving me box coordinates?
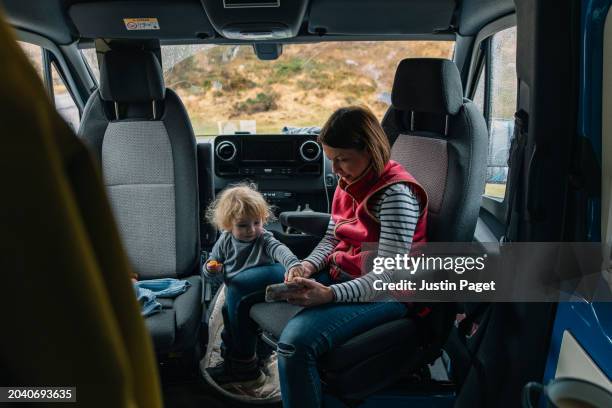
[159,357,453,408]
[159,359,281,408]
[162,378,281,408]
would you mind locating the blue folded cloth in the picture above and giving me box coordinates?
[134,286,162,317]
[281,125,321,135]
[133,278,191,317]
[136,278,191,297]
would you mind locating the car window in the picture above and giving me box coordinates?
[18,41,80,131]
[51,63,80,131]
[83,41,454,135]
[479,26,517,200]
[81,48,100,82]
[473,67,485,114]
[18,41,44,81]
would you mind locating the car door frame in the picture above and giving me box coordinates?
[16,29,95,115]
[465,14,518,241]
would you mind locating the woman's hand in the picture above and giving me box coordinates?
[301,261,317,278]
[286,277,334,307]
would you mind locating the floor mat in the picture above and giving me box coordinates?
[162,379,281,408]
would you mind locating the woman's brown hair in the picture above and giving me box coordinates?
[317,105,391,175]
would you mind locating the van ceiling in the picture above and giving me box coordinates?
[0,0,514,45]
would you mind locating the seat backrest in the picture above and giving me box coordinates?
[197,142,217,249]
[383,58,488,242]
[79,49,202,279]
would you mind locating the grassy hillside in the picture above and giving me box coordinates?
[163,41,454,134]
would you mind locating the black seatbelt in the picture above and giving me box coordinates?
[457,303,490,338]
[503,109,529,242]
[457,302,491,407]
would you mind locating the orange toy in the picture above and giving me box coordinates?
[206,260,222,272]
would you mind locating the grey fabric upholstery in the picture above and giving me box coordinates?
[197,143,217,248]
[391,136,448,214]
[99,49,165,103]
[385,60,488,242]
[250,302,303,339]
[102,121,174,187]
[103,121,177,279]
[391,58,464,115]
[250,302,418,372]
[250,303,422,399]
[80,92,201,279]
[164,89,200,275]
[145,275,202,353]
[319,319,423,399]
[78,49,204,354]
[79,92,111,163]
[437,101,488,241]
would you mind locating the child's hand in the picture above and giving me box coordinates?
[206,260,223,274]
[131,273,138,283]
[285,265,306,282]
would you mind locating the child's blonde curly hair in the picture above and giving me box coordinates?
[207,183,274,231]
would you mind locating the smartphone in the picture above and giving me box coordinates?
[265,282,305,302]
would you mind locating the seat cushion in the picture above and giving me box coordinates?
[322,318,426,399]
[250,302,304,339]
[320,318,420,371]
[250,301,426,399]
[144,275,202,353]
[250,303,420,370]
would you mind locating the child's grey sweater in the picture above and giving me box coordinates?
[206,230,301,280]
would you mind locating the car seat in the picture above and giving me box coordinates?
[251,57,489,399]
[79,48,204,359]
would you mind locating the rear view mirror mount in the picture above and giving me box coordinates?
[253,43,283,60]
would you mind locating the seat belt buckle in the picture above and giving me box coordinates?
[456,313,479,338]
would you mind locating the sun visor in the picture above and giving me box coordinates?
[68,0,215,40]
[308,0,456,35]
[2,0,75,44]
[201,0,309,40]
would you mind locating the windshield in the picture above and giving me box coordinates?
[83,41,454,135]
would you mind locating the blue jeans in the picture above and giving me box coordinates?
[222,264,408,408]
[221,263,287,360]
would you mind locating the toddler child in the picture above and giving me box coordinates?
[204,183,307,388]
[205,184,305,281]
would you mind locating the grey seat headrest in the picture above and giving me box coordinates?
[391,58,463,115]
[99,49,165,103]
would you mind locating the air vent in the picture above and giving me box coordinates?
[299,140,321,162]
[224,0,280,9]
[216,141,237,161]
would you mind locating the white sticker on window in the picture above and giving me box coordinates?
[123,18,160,31]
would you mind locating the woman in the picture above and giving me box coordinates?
[207,106,428,408]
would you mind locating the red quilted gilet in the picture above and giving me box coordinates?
[328,160,428,280]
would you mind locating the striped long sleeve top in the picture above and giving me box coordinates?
[206,230,301,280]
[303,183,421,302]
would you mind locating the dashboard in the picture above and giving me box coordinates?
[206,134,337,215]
